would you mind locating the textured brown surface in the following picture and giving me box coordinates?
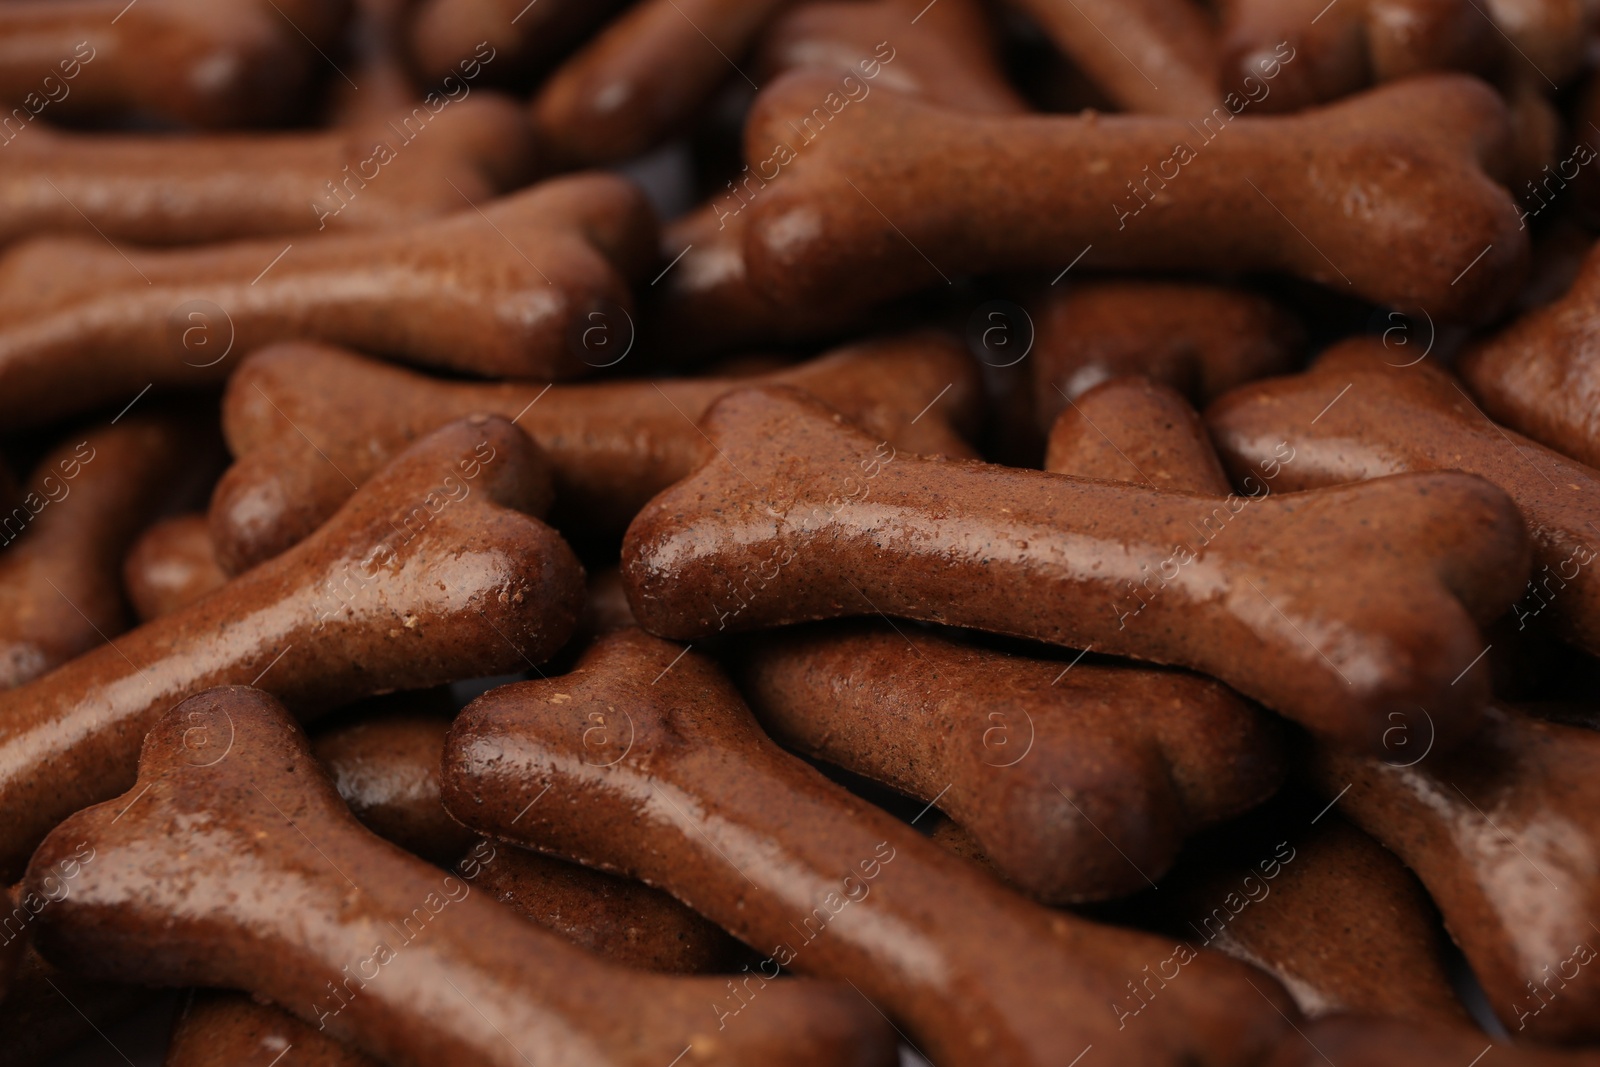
[1167,818,1469,1024]
[1208,337,1600,656]
[0,415,584,880]
[743,621,1284,902]
[441,629,1297,1067]
[0,0,349,128]
[622,386,1528,754]
[1031,280,1303,430]
[532,0,792,167]
[1006,0,1222,115]
[1,415,209,689]
[210,332,981,573]
[1265,1015,1600,1067]
[0,95,537,246]
[737,72,1525,323]
[649,0,1025,356]
[1215,0,1497,111]
[1461,240,1600,471]
[165,991,379,1067]
[468,840,741,974]
[1320,708,1600,1042]
[26,686,895,1067]
[124,514,228,623]
[1047,376,1234,492]
[0,175,659,429]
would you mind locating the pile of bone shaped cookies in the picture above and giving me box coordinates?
[10,0,1600,1065]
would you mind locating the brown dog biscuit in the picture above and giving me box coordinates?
[753,0,1026,113]
[26,686,896,1066]
[0,174,659,429]
[1214,0,1497,112]
[1165,817,1470,1024]
[1046,376,1234,492]
[1460,240,1600,471]
[738,72,1525,324]
[531,0,792,168]
[1031,280,1303,432]
[463,839,741,974]
[124,514,228,623]
[0,415,583,879]
[441,629,1298,1067]
[310,700,477,868]
[307,703,740,972]
[1,415,211,689]
[651,0,1026,356]
[622,386,1528,754]
[166,991,379,1067]
[0,0,349,129]
[0,95,538,246]
[1005,0,1223,116]
[1208,337,1600,656]
[408,0,627,86]
[1317,706,1600,1042]
[1266,1014,1600,1067]
[742,621,1285,902]
[209,331,980,573]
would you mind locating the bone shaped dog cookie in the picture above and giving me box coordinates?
[1164,816,1470,1024]
[0,94,539,246]
[1046,375,1237,492]
[621,386,1529,754]
[737,72,1526,324]
[1002,0,1223,116]
[0,415,584,880]
[1208,337,1600,656]
[26,686,896,1067]
[0,174,658,429]
[1,414,212,689]
[1459,240,1600,472]
[441,629,1298,1067]
[1318,707,1600,1043]
[1214,0,1497,112]
[1267,1015,1600,1067]
[311,699,479,867]
[209,331,980,573]
[1046,385,1485,1026]
[408,0,626,86]
[0,0,349,128]
[742,621,1285,902]
[465,840,742,974]
[310,697,739,973]
[1030,280,1303,433]
[124,514,228,623]
[650,0,1026,356]
[532,0,793,167]
[166,991,380,1067]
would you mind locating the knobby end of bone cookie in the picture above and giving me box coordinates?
[442,629,752,837]
[620,386,885,638]
[22,686,343,981]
